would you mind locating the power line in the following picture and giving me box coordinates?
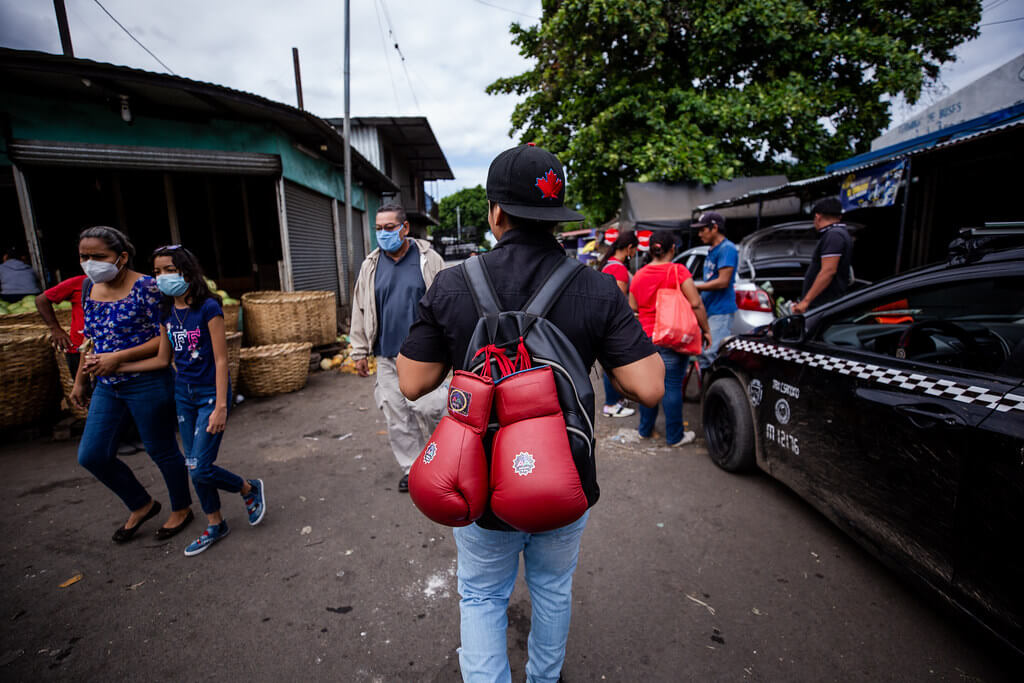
[979,15,1024,26]
[377,0,421,112]
[92,0,176,75]
[473,0,540,20]
[373,0,402,111]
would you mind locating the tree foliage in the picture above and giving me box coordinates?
[487,0,982,224]
[433,185,490,245]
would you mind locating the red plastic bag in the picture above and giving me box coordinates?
[651,266,701,355]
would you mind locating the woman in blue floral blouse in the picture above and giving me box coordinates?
[70,226,194,543]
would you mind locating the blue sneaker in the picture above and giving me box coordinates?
[184,521,229,557]
[243,479,266,526]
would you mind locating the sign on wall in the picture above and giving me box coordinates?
[839,159,906,211]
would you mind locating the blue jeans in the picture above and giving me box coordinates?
[601,371,622,407]
[77,370,191,512]
[638,347,688,445]
[698,312,734,370]
[453,511,590,683]
[174,382,243,515]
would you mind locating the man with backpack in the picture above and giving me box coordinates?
[396,144,663,682]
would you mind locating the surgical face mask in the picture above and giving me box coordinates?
[376,228,405,253]
[156,273,189,296]
[81,258,121,284]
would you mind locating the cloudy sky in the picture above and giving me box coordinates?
[1,0,1022,200]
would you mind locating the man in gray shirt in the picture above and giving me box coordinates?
[0,246,41,303]
[348,203,448,493]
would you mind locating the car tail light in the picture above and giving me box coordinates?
[736,288,773,312]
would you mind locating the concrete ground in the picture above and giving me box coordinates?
[0,369,1016,682]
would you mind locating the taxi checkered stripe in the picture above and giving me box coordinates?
[724,339,1024,414]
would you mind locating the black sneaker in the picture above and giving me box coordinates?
[398,474,409,493]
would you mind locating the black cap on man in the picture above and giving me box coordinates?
[486,144,584,223]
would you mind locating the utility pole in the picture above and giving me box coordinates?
[53,0,74,57]
[343,1,354,259]
[292,47,304,110]
[456,206,462,245]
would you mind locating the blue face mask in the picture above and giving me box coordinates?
[156,273,189,296]
[376,228,405,253]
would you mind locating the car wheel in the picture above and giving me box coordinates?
[702,378,756,472]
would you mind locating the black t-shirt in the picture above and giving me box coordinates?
[400,229,655,373]
[802,222,853,307]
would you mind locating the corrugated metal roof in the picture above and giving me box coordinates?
[0,48,399,193]
[695,114,1024,213]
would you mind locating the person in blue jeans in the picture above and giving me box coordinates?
[397,145,664,682]
[693,211,738,370]
[120,245,265,556]
[629,231,712,446]
[70,226,194,543]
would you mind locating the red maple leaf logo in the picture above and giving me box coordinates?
[536,169,562,199]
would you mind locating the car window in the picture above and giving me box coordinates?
[816,275,1024,378]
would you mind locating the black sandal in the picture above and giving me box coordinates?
[112,500,161,543]
[155,509,195,540]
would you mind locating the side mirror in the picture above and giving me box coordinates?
[771,315,806,343]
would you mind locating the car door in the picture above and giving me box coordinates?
[954,375,1024,652]
[806,271,1024,593]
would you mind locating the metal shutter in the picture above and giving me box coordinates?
[8,140,281,175]
[284,182,340,299]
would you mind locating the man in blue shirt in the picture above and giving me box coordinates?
[349,203,448,493]
[693,211,738,369]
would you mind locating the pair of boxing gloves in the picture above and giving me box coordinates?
[408,366,588,533]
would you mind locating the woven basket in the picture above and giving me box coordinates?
[226,331,242,391]
[242,291,336,347]
[53,347,89,420]
[0,308,72,328]
[223,303,241,333]
[0,311,43,327]
[238,342,311,397]
[1,327,59,429]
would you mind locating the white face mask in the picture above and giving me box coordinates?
[81,258,121,284]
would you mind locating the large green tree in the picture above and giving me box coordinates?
[488,0,982,224]
[433,185,490,245]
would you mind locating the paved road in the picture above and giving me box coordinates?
[0,370,1016,681]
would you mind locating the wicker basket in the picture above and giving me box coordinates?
[1,327,60,429]
[223,303,241,333]
[238,342,312,397]
[53,347,89,420]
[226,331,242,391]
[242,291,336,347]
[0,308,71,328]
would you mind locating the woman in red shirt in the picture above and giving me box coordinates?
[598,230,639,417]
[629,231,711,446]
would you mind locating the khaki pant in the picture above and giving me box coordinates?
[373,356,447,474]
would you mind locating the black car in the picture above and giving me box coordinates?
[701,230,1024,656]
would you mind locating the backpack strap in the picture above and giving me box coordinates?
[461,257,501,317]
[81,277,92,307]
[522,257,584,319]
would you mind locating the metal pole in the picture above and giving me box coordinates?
[343,0,355,259]
[12,164,45,286]
[53,0,74,57]
[894,158,912,275]
[456,205,461,244]
[292,47,304,110]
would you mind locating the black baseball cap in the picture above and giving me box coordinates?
[812,197,843,216]
[691,211,725,229]
[486,144,584,222]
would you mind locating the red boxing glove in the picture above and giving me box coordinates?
[409,371,493,527]
[490,366,588,533]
